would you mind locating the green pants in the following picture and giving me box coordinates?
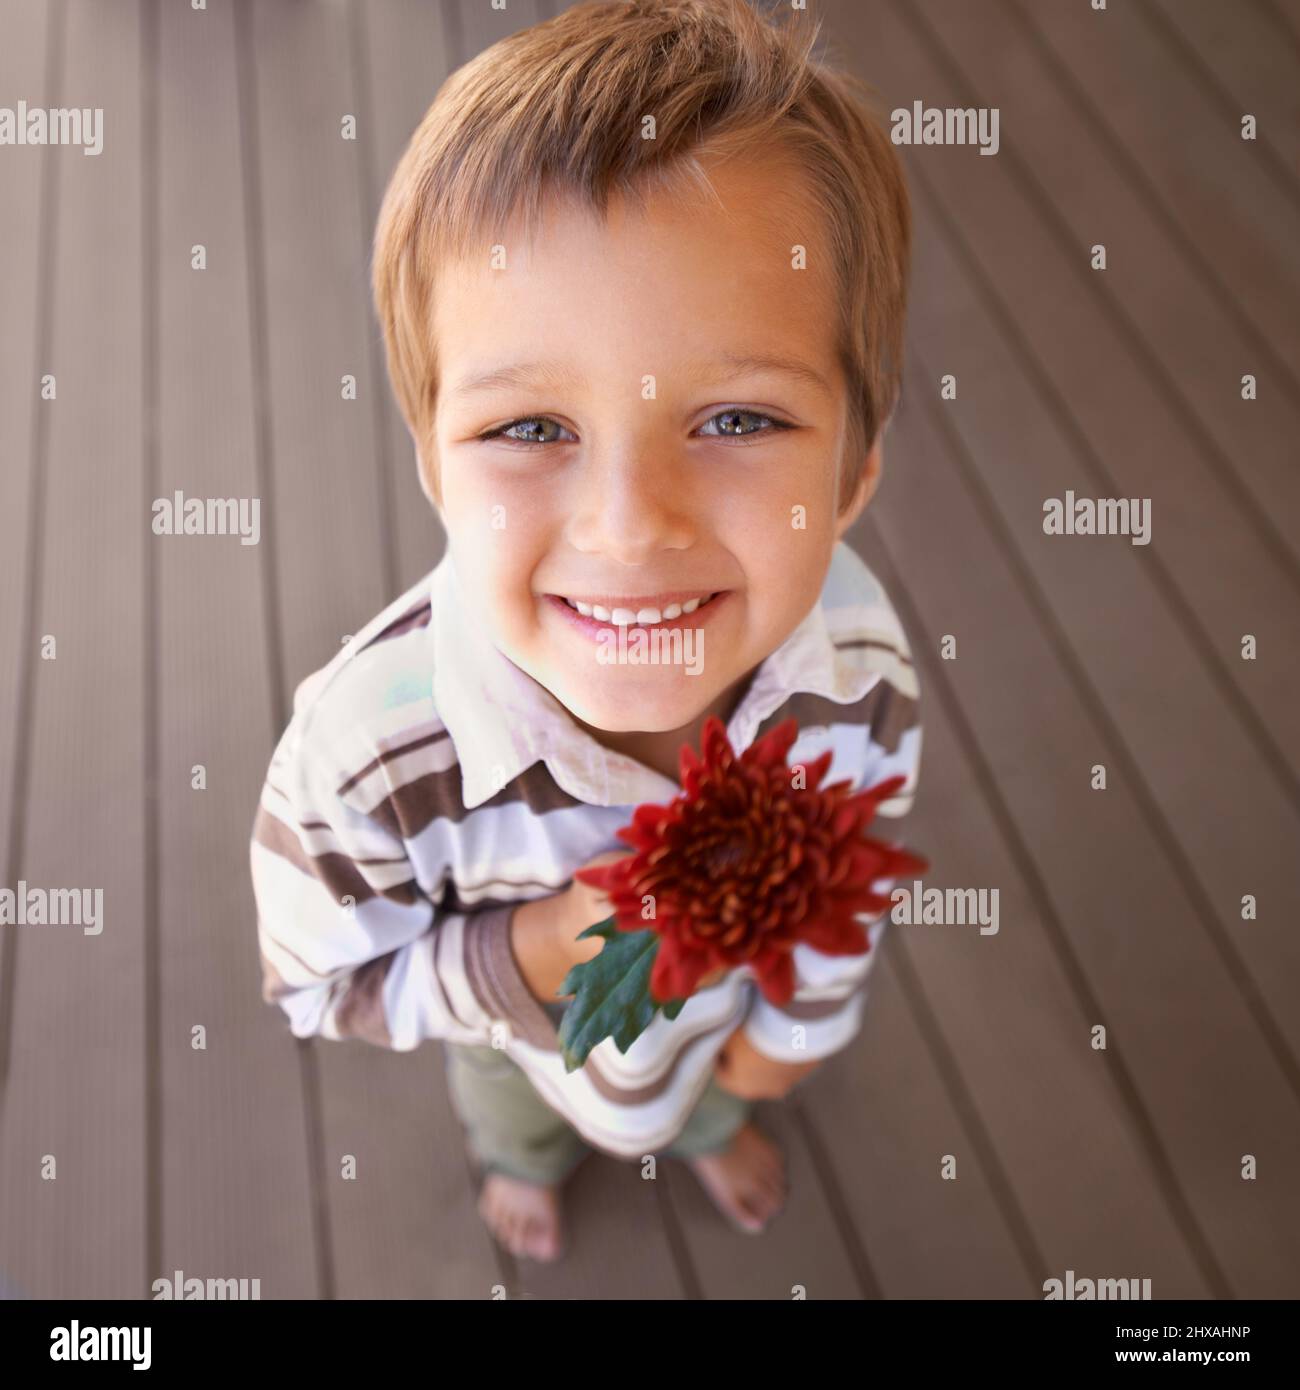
[444,1032,752,1186]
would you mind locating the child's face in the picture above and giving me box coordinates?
[428,152,876,739]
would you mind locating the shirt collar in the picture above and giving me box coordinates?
[430,552,881,811]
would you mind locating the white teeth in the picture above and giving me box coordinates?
[562,593,716,625]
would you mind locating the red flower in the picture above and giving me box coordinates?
[574,716,928,1007]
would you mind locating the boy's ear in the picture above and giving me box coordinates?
[834,435,883,539]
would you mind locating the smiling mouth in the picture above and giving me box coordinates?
[549,591,724,627]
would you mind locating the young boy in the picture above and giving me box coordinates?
[250,0,919,1266]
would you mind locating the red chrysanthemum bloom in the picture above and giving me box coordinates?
[574,716,928,1007]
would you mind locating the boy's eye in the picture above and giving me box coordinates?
[485,416,575,446]
[697,408,789,440]
[479,409,790,447]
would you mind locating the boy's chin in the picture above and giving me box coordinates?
[553,681,716,737]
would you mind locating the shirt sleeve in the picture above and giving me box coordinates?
[249,707,539,1053]
[740,691,923,1064]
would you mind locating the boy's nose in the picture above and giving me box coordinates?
[565,451,696,564]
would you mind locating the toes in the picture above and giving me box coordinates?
[496,1203,527,1255]
[753,1158,783,1192]
[738,1171,786,1227]
[759,1166,787,1205]
[732,1201,766,1233]
[522,1216,546,1261]
[760,1159,787,1200]
[743,1184,779,1223]
[529,1220,561,1263]
[688,1130,790,1234]
[512,1205,562,1263]
[478,1177,563,1262]
[539,1213,563,1260]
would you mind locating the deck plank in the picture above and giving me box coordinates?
[354,0,451,595]
[868,383,1300,1297]
[662,1100,866,1298]
[155,0,316,1297]
[1266,0,1300,46]
[0,0,148,1298]
[245,0,498,1299]
[902,194,1300,1054]
[844,629,1213,1296]
[506,1155,687,1299]
[455,0,550,57]
[871,0,1300,1050]
[861,0,1300,796]
[0,0,47,886]
[867,0,1300,1058]
[799,957,1039,1299]
[1145,0,1300,192]
[1014,0,1300,376]
[918,0,1300,582]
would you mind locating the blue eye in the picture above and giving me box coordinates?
[479,410,792,447]
[481,417,574,446]
[698,409,791,440]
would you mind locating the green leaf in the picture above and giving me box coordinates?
[556,918,686,1072]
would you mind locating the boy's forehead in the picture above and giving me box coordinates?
[433,154,837,377]
[457,152,822,273]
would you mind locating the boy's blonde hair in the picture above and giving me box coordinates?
[372,0,910,512]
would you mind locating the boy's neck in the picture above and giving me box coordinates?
[571,669,757,787]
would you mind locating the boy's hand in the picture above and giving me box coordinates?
[555,852,730,988]
[712,1023,820,1100]
[513,852,736,1008]
[509,853,628,1004]
[552,850,630,972]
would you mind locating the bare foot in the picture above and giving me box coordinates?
[478,1172,565,1263]
[686,1122,788,1234]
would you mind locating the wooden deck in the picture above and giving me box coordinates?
[0,0,1296,1300]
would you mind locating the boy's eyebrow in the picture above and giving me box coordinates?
[449,352,833,399]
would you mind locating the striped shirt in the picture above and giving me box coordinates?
[249,541,922,1160]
